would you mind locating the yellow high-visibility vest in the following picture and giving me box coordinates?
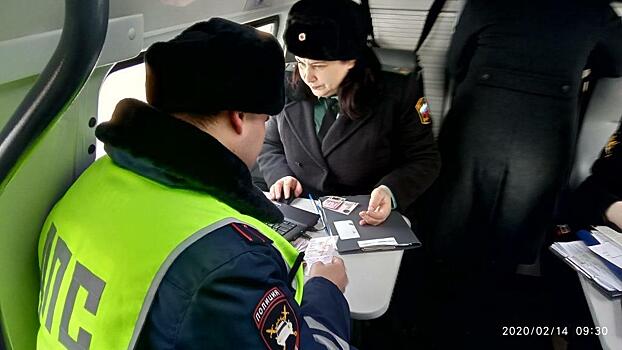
[36,156,304,349]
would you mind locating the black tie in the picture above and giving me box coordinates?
[317,98,338,141]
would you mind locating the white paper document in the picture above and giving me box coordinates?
[593,226,622,248]
[551,241,622,292]
[303,236,338,275]
[588,242,622,270]
[357,237,398,249]
[333,220,360,240]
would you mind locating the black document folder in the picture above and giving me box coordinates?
[321,195,421,254]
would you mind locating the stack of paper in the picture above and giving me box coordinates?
[593,226,622,249]
[550,226,622,297]
[589,226,622,274]
[302,236,338,275]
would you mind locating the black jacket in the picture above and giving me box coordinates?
[258,71,440,212]
[570,116,622,230]
[95,99,354,349]
[422,0,622,269]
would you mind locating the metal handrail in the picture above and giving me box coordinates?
[0,0,110,186]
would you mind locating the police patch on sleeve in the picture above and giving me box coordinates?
[254,287,300,350]
[415,97,431,125]
[604,133,619,158]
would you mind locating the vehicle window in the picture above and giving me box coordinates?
[247,15,279,36]
[96,60,146,158]
[255,22,275,35]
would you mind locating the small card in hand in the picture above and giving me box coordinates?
[333,200,359,215]
[322,196,360,215]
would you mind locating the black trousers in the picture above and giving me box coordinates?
[355,251,600,350]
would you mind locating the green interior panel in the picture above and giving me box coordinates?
[0,76,37,131]
[0,67,108,349]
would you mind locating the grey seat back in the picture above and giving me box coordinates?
[373,47,416,72]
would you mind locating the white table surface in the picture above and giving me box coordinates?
[578,275,622,349]
[289,198,404,320]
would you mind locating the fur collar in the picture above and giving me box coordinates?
[95,98,283,223]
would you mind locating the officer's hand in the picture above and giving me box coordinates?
[269,176,303,201]
[309,257,348,293]
[606,201,622,229]
[359,186,391,226]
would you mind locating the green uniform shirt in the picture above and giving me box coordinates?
[313,96,340,134]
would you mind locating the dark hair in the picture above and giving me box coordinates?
[289,47,381,120]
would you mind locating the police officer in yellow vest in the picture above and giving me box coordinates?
[36,18,354,350]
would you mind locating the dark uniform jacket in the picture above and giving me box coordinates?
[96,99,354,349]
[258,71,440,212]
[571,116,622,230]
[423,0,622,270]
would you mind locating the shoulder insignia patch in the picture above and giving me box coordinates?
[254,287,300,350]
[230,222,271,244]
[604,133,619,158]
[415,97,431,125]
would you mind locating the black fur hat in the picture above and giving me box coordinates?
[144,18,285,116]
[284,0,367,61]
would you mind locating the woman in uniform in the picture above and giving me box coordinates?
[258,0,440,226]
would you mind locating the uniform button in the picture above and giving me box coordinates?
[295,162,303,167]
[561,85,571,93]
[480,73,491,81]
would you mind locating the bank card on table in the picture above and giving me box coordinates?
[322,196,360,215]
[333,220,361,240]
[322,196,345,210]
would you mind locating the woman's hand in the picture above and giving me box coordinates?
[606,201,622,229]
[359,186,392,226]
[269,176,303,201]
